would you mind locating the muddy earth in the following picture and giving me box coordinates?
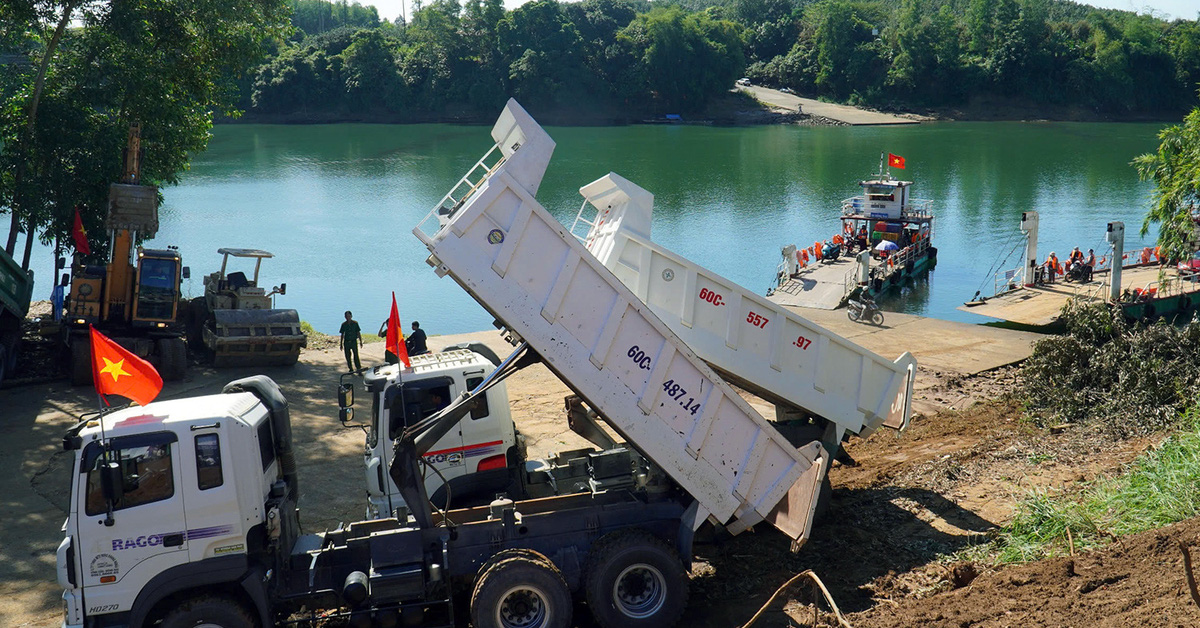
[2,324,1197,628]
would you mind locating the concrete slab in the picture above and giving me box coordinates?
[769,256,859,310]
[781,306,1042,377]
[744,85,921,126]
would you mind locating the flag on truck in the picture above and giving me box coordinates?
[72,206,91,255]
[888,153,906,169]
[90,326,162,406]
[386,292,411,368]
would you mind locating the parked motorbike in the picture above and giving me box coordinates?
[847,292,884,325]
[1066,260,1091,283]
[821,240,842,264]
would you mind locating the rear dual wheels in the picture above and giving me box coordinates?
[471,550,572,628]
[584,530,688,628]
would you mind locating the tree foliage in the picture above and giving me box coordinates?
[1,0,291,261]
[1134,106,1200,259]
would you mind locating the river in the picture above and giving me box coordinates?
[37,120,1170,336]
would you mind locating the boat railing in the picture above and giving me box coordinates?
[992,266,1025,296]
[840,196,934,220]
[868,238,929,285]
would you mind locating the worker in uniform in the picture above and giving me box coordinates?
[339,311,363,373]
[406,321,428,356]
[1044,252,1060,284]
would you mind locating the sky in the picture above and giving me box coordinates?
[363,0,1198,23]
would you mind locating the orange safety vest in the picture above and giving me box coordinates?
[832,234,844,245]
[1141,248,1151,264]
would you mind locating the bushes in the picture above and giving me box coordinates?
[1020,301,1200,437]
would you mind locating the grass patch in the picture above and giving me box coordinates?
[990,404,1200,563]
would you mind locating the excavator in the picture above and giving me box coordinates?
[62,124,189,385]
[186,247,306,366]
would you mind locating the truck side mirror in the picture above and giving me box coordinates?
[279,282,286,295]
[339,407,354,424]
[338,382,354,408]
[56,256,66,270]
[181,266,190,279]
[100,461,124,505]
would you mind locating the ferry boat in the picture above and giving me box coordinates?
[768,155,937,310]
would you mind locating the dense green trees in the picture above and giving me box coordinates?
[237,0,1197,123]
[1134,106,1200,260]
[2,1,291,260]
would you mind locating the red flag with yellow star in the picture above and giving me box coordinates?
[888,153,906,169]
[385,292,411,369]
[72,206,91,255]
[90,326,162,406]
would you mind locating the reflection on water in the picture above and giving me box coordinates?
[23,121,1165,335]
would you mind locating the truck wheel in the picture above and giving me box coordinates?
[584,529,687,628]
[70,338,92,386]
[471,550,571,628]
[159,594,256,628]
[157,337,187,382]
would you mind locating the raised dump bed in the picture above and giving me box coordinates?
[414,100,825,544]
[573,173,917,437]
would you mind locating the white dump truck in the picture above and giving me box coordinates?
[57,100,914,628]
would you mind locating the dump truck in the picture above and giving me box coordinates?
[0,237,35,385]
[63,124,189,385]
[187,248,306,367]
[359,107,915,523]
[56,100,911,628]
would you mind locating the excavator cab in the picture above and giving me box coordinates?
[131,248,185,324]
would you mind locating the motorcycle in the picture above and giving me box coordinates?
[821,240,842,264]
[1065,260,1091,283]
[847,292,884,325]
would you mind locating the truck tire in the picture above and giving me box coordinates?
[70,338,92,386]
[584,529,688,628]
[471,550,571,628]
[159,594,256,628]
[157,337,187,382]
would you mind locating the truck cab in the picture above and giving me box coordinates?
[356,349,520,519]
[58,377,297,628]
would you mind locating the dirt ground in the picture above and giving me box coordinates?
[3,325,1199,628]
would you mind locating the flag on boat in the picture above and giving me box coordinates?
[386,292,411,368]
[888,153,906,169]
[90,326,162,406]
[72,206,91,255]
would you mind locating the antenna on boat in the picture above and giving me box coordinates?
[879,152,886,176]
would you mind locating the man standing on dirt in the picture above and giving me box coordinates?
[340,310,363,373]
[406,321,428,356]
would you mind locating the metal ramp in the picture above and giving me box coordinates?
[572,173,917,437]
[414,99,826,545]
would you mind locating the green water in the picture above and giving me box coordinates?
[141,120,1163,335]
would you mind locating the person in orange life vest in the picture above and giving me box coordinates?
[1044,252,1060,283]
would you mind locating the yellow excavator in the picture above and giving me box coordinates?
[186,248,306,366]
[62,124,189,385]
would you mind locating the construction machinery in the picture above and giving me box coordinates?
[62,124,188,385]
[187,248,305,367]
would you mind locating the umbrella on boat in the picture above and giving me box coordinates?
[874,240,899,252]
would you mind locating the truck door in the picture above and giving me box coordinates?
[456,374,509,476]
[76,431,188,613]
[180,427,244,563]
[384,377,463,500]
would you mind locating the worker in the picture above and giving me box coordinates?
[406,321,428,356]
[1044,252,1060,284]
[1070,247,1083,266]
[1084,249,1096,282]
[339,310,363,373]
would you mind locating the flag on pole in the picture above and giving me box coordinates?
[72,206,91,255]
[386,292,411,368]
[888,153,906,169]
[90,326,162,406]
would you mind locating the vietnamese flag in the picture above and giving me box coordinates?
[386,292,411,368]
[72,206,91,255]
[90,326,162,406]
[888,153,906,169]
